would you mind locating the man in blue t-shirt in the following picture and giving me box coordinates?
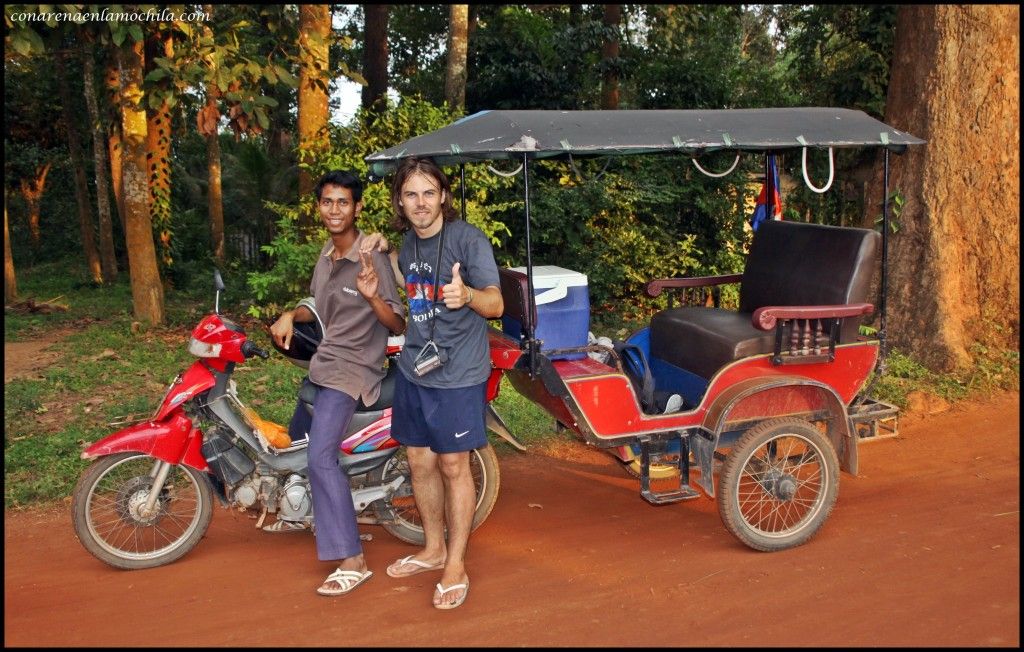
[363,157,502,610]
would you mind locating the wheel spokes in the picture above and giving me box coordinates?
[736,435,827,537]
[86,457,203,559]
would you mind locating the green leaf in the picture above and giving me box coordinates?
[144,68,169,83]
[13,36,32,57]
[255,107,270,130]
[128,25,144,44]
[111,26,127,47]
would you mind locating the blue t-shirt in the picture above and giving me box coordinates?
[397,220,501,388]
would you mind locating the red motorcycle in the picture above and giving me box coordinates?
[71,270,517,570]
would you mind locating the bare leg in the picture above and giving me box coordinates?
[434,450,474,607]
[396,445,447,567]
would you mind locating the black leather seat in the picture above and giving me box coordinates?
[650,220,880,380]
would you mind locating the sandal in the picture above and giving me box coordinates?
[316,568,373,596]
[386,554,446,578]
[433,580,470,610]
[263,519,309,533]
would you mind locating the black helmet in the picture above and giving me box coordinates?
[272,297,323,369]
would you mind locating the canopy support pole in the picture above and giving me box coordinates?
[879,149,891,357]
[459,164,467,221]
[522,153,538,377]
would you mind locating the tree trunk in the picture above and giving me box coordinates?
[19,163,50,247]
[146,31,174,269]
[445,5,469,111]
[870,5,1019,371]
[207,115,225,263]
[105,60,126,242]
[4,193,16,302]
[297,4,331,217]
[362,5,390,112]
[83,39,118,281]
[202,6,225,265]
[601,4,621,110]
[118,40,165,326]
[55,51,103,284]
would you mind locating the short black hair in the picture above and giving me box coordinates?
[315,170,363,203]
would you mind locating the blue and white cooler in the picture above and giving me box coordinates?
[501,265,590,360]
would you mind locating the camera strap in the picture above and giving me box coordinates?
[414,218,447,343]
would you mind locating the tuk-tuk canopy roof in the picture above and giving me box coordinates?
[366,108,924,176]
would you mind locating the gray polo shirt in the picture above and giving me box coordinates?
[308,232,404,405]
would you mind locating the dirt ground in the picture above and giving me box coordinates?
[3,380,1018,647]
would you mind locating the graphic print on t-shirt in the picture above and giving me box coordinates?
[406,260,441,324]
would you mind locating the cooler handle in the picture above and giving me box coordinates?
[534,283,568,305]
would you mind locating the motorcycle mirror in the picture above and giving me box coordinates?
[213,269,225,314]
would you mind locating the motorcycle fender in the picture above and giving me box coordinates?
[82,411,210,472]
[154,361,216,421]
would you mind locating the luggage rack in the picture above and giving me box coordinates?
[849,397,899,442]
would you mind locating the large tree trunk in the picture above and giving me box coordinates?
[206,111,225,263]
[55,51,103,285]
[601,4,621,110]
[82,39,118,282]
[118,40,165,326]
[105,60,126,242]
[4,193,16,302]
[145,31,174,270]
[19,163,50,248]
[445,5,469,111]
[201,5,225,264]
[870,5,1019,371]
[362,5,389,112]
[297,4,331,216]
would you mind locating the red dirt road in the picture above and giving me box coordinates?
[4,392,1019,647]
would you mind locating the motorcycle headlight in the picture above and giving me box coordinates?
[187,337,223,358]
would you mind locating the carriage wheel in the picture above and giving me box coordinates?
[717,418,839,552]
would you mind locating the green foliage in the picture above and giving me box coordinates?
[775,5,897,119]
[469,5,608,111]
[869,346,1020,408]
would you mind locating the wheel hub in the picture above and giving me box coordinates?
[761,469,797,501]
[115,477,163,525]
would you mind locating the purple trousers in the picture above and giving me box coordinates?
[307,385,361,561]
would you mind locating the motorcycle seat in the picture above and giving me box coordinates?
[298,362,398,413]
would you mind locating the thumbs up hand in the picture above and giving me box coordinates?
[442,262,472,309]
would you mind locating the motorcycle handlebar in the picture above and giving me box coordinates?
[242,341,270,360]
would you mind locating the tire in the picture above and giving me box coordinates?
[71,453,214,570]
[717,418,839,552]
[370,444,500,545]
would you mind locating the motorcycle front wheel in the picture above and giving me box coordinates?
[71,453,213,570]
[369,444,500,545]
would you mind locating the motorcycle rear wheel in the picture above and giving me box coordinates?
[369,444,500,545]
[72,453,213,570]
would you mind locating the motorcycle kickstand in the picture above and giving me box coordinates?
[254,506,268,529]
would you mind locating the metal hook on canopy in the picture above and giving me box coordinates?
[487,162,524,177]
[801,146,835,193]
[691,152,741,178]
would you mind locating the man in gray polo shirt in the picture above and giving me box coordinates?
[270,170,405,596]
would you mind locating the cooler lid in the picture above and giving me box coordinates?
[510,265,588,305]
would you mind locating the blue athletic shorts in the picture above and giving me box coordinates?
[391,372,488,454]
